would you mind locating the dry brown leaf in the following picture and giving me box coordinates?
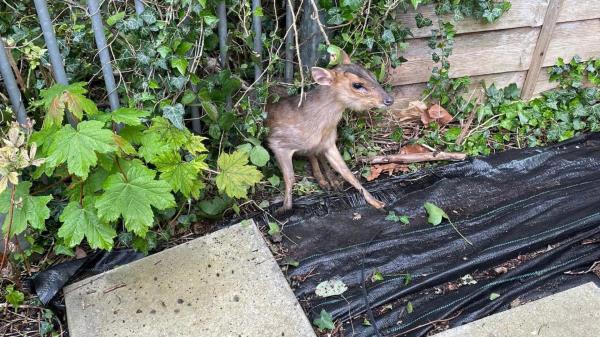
[421,104,453,126]
[400,144,429,155]
[367,163,409,181]
[391,100,427,122]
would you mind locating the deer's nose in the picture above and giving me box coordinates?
[383,96,394,106]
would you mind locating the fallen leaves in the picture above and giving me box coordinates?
[366,163,409,181]
[421,103,453,126]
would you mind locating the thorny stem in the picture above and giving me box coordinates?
[1,185,17,270]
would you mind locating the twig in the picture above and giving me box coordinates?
[103,283,127,294]
[456,97,481,145]
[309,0,330,45]
[364,151,467,164]
[1,185,16,270]
[288,0,305,106]
[390,309,464,337]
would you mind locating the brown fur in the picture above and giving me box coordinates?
[266,54,394,213]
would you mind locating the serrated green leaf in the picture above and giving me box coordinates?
[139,117,189,163]
[96,164,175,236]
[0,182,52,236]
[424,202,448,226]
[313,309,335,331]
[5,285,24,308]
[58,199,116,250]
[40,83,97,126]
[155,151,207,199]
[46,121,116,179]
[215,151,263,199]
[111,107,150,126]
[249,145,270,167]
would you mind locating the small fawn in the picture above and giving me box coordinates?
[266,51,394,213]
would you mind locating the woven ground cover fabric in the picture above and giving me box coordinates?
[253,133,600,337]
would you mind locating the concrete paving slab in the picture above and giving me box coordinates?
[433,282,600,337]
[64,221,316,337]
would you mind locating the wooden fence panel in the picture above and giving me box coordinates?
[397,0,547,39]
[389,27,540,85]
[558,0,600,22]
[544,19,600,67]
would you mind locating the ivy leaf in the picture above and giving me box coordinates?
[107,11,126,26]
[424,202,448,226]
[313,309,335,331]
[155,151,207,199]
[111,107,150,126]
[96,164,175,237]
[315,279,348,297]
[58,198,116,250]
[0,182,52,236]
[46,121,116,179]
[490,292,501,300]
[162,103,186,130]
[216,151,263,199]
[171,57,188,75]
[249,145,270,167]
[410,0,423,9]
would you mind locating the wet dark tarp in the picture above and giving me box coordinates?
[251,133,600,336]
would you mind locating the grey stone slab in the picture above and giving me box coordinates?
[64,221,316,337]
[433,282,600,337]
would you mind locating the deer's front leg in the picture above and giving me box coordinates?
[323,146,385,209]
[273,148,296,214]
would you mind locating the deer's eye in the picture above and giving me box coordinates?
[352,82,364,90]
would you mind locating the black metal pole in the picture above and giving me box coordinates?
[251,0,262,82]
[284,0,294,83]
[133,0,144,15]
[0,37,26,124]
[87,0,120,112]
[33,0,77,126]
[217,1,232,109]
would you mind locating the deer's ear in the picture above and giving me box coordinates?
[311,67,334,85]
[340,50,352,64]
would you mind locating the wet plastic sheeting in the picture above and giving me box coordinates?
[258,134,600,337]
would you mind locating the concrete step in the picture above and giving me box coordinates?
[64,221,316,337]
[433,282,600,337]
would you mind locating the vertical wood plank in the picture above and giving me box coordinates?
[521,0,562,100]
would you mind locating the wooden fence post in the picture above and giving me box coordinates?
[521,0,562,100]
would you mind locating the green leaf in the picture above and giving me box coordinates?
[40,83,98,126]
[5,285,25,308]
[371,270,384,282]
[58,198,116,250]
[46,121,116,179]
[107,11,126,26]
[111,107,150,126]
[249,145,270,167]
[201,100,219,121]
[406,301,414,314]
[171,57,188,75]
[386,211,410,224]
[157,46,170,58]
[313,309,335,331]
[198,197,229,216]
[268,175,281,187]
[0,182,52,236]
[181,90,197,105]
[203,14,219,26]
[96,164,175,237]
[267,222,280,236]
[139,117,189,163]
[424,202,448,226]
[410,0,423,9]
[162,103,186,130]
[490,292,501,301]
[155,152,207,199]
[215,151,263,199]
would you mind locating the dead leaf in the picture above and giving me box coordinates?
[392,100,427,122]
[421,104,453,126]
[400,144,429,155]
[367,163,409,181]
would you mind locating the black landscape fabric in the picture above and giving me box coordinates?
[254,133,600,337]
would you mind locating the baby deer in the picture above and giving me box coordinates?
[266,51,394,213]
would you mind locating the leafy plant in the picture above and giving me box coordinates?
[5,284,25,309]
[313,309,335,331]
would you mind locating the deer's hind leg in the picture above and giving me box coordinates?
[319,155,344,191]
[309,155,330,190]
